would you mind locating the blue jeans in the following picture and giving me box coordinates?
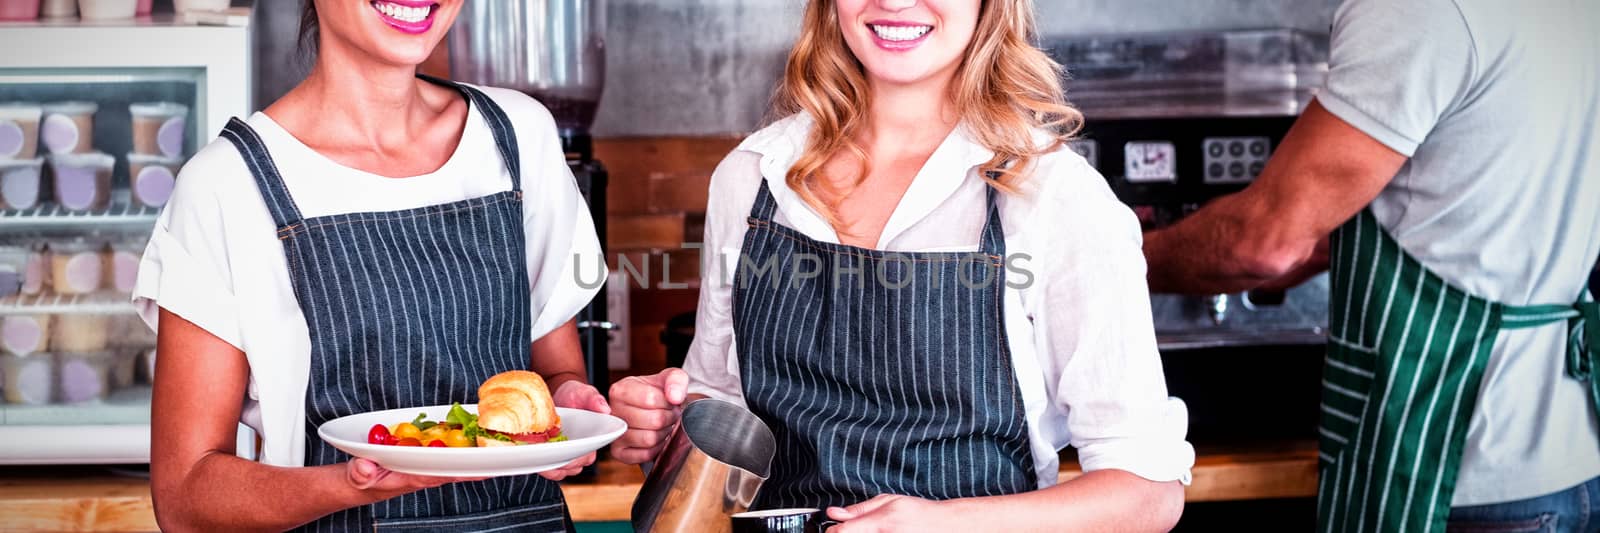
[1449,477,1600,533]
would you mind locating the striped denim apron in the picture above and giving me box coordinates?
[732,181,1037,510]
[1318,209,1599,532]
[220,79,571,533]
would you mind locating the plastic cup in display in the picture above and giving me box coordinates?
[40,102,96,155]
[48,152,114,212]
[134,0,148,15]
[77,0,135,19]
[0,245,47,299]
[1,352,53,405]
[129,102,188,157]
[0,103,42,159]
[57,351,114,403]
[106,238,146,294]
[38,0,71,18]
[172,0,227,13]
[0,0,43,21]
[127,152,182,209]
[1,315,50,357]
[49,239,105,295]
[52,313,111,353]
[0,158,44,210]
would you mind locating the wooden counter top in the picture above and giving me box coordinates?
[0,441,1317,530]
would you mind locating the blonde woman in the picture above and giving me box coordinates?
[611,0,1193,529]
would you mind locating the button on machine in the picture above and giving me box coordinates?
[1202,136,1272,184]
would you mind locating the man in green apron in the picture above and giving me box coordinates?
[1142,0,1600,531]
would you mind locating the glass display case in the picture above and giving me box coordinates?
[0,11,252,464]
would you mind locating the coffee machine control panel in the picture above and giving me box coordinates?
[1202,136,1272,184]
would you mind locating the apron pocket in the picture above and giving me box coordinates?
[373,502,567,533]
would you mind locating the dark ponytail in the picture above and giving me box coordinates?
[297,0,320,59]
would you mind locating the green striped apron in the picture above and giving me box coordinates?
[1317,209,1599,533]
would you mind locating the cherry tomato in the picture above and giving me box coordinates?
[396,437,422,447]
[420,424,449,443]
[392,423,421,440]
[367,424,394,445]
[442,429,472,448]
[428,439,446,448]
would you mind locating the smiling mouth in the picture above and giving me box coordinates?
[371,1,437,25]
[869,24,933,42]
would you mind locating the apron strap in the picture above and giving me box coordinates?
[219,118,305,230]
[747,179,781,223]
[422,75,524,193]
[978,178,1005,257]
[1501,289,1600,414]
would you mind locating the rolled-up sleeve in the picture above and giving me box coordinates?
[1030,159,1195,484]
[517,103,606,341]
[682,152,765,405]
[133,151,243,350]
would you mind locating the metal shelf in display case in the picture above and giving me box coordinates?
[0,292,139,315]
[0,203,159,238]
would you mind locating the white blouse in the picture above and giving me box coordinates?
[133,86,605,467]
[684,114,1195,487]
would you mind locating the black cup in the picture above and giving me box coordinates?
[731,508,838,533]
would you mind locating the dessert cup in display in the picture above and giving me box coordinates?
[78,0,135,19]
[126,153,182,209]
[138,347,156,383]
[129,102,188,157]
[111,349,138,388]
[49,239,104,295]
[48,152,113,212]
[51,313,111,353]
[2,353,53,404]
[106,238,145,294]
[109,313,156,349]
[57,351,113,403]
[172,0,227,13]
[0,245,46,297]
[134,0,148,15]
[0,103,41,159]
[40,102,96,155]
[0,158,44,210]
[38,0,71,18]
[0,315,51,356]
[0,0,42,20]
[0,248,20,297]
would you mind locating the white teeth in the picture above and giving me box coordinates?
[870,24,931,42]
[373,1,432,23]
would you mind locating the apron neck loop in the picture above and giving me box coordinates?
[426,75,524,194]
[219,118,306,230]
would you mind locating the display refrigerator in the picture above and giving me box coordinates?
[0,11,252,464]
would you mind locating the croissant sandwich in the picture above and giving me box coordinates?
[474,370,565,447]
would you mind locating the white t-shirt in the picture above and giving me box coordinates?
[684,113,1197,487]
[1319,0,1600,505]
[133,86,606,467]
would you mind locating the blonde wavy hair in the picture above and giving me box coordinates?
[772,0,1082,225]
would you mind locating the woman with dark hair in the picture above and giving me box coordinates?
[137,1,607,531]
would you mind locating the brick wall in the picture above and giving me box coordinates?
[595,137,741,378]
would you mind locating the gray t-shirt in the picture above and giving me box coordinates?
[1319,0,1600,506]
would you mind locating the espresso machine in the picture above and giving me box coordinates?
[448,1,613,396]
[1044,29,1331,442]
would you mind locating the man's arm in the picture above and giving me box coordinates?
[1143,100,1409,295]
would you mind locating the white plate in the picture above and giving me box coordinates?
[317,404,626,477]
